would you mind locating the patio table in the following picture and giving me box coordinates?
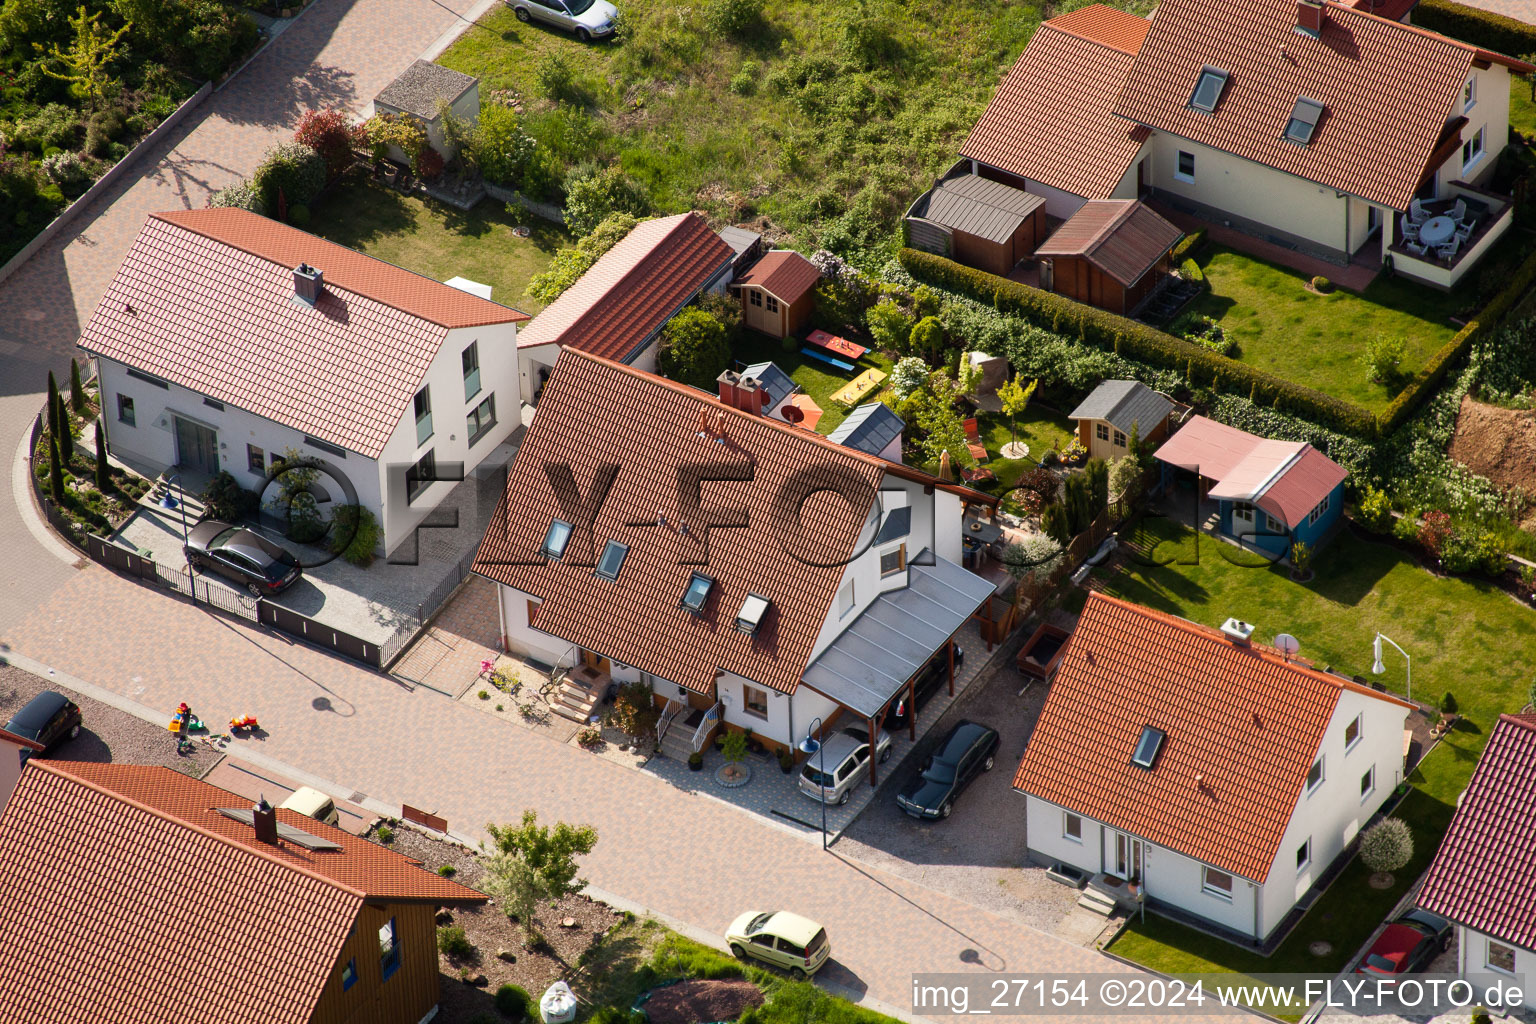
[963,517,1004,545]
[1419,215,1455,247]
[807,328,868,360]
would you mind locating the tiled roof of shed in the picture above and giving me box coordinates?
[961,6,1151,200]
[1035,200,1181,285]
[1013,594,1412,881]
[0,761,484,1024]
[736,250,821,303]
[76,208,525,458]
[517,213,734,360]
[1418,714,1536,953]
[1112,0,1533,210]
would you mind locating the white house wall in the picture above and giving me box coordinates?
[377,323,520,555]
[497,584,583,667]
[1441,64,1511,194]
[1456,928,1536,1009]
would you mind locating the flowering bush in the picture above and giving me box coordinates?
[41,151,91,195]
[889,356,929,399]
[207,180,266,215]
[1001,534,1065,585]
[294,108,355,179]
[1356,487,1394,533]
[1358,818,1413,873]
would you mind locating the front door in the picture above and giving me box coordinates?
[579,649,611,676]
[1137,159,1147,196]
[173,416,218,475]
[1114,833,1143,882]
[1231,501,1256,537]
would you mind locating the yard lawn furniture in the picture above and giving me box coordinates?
[963,418,988,462]
[963,517,1005,545]
[830,368,887,406]
[807,328,868,360]
[803,347,855,372]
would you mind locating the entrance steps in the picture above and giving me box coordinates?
[659,708,705,761]
[550,674,601,723]
[1076,888,1118,916]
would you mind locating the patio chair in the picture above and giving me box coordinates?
[1451,198,1467,223]
[1409,198,1428,223]
[962,418,989,463]
[1455,223,1472,243]
[1405,240,1427,256]
[1437,237,1461,261]
[1400,221,1420,242]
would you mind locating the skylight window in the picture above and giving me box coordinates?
[1131,725,1166,769]
[681,572,713,614]
[1284,97,1325,145]
[541,519,573,560]
[736,594,771,635]
[595,540,629,581]
[1189,66,1229,113]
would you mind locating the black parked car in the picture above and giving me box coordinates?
[1355,909,1453,980]
[896,719,999,820]
[883,643,965,732]
[185,520,302,597]
[3,691,82,758]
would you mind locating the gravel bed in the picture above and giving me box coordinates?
[0,663,220,778]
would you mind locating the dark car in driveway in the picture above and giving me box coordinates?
[882,642,965,732]
[896,719,999,820]
[1355,909,1453,980]
[185,520,302,597]
[3,690,82,758]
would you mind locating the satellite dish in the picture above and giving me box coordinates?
[781,404,804,424]
[1273,633,1301,660]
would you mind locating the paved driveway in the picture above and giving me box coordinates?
[0,564,1245,1024]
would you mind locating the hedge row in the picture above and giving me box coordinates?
[1378,244,1536,433]
[898,248,1379,437]
[1414,0,1536,60]
[1169,228,1207,265]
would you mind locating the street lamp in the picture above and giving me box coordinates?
[1371,633,1411,702]
[799,716,828,850]
[159,472,190,556]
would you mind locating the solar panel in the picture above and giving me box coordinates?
[1284,97,1325,144]
[216,808,343,850]
[1189,67,1229,113]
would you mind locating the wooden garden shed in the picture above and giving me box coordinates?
[904,172,1047,277]
[1035,199,1180,315]
[735,250,820,339]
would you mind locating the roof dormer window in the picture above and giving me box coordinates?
[595,540,629,581]
[736,594,770,635]
[1284,97,1325,145]
[1131,725,1166,769]
[541,519,573,560]
[1189,66,1229,113]
[681,572,713,614]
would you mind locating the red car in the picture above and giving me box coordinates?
[1355,909,1453,979]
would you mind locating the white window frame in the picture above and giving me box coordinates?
[1463,126,1486,171]
[1344,713,1362,751]
[1265,513,1285,534]
[1360,765,1375,801]
[1306,755,1324,795]
[1308,493,1331,526]
[1486,939,1516,975]
[1296,838,1311,872]
[1201,866,1234,901]
[1463,74,1476,112]
[1175,150,1196,184]
[1064,812,1083,843]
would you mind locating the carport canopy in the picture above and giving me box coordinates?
[802,551,994,783]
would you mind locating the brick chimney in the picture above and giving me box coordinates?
[717,369,742,411]
[252,795,279,845]
[1296,0,1324,36]
[736,375,765,415]
[293,263,323,304]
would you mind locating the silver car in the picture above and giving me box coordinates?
[797,727,892,806]
[507,0,617,40]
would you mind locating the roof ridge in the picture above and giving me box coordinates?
[150,210,526,329]
[593,213,712,299]
[1499,712,1536,732]
[1084,200,1140,256]
[560,349,999,505]
[29,762,371,901]
[1082,594,1415,709]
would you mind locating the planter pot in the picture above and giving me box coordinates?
[688,758,703,771]
[778,760,794,775]
[714,762,751,788]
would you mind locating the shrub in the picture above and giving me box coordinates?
[287,203,310,226]
[201,471,259,522]
[563,166,649,236]
[1364,334,1406,384]
[40,151,91,196]
[524,212,639,303]
[1357,818,1413,873]
[183,2,259,80]
[1309,275,1332,293]
[376,825,394,844]
[1356,487,1394,533]
[494,983,531,1020]
[294,108,355,179]
[1001,534,1065,584]
[17,104,84,151]
[360,111,427,164]
[1169,228,1207,264]
[1418,510,1453,558]
[1041,502,1070,546]
[328,504,380,565]
[1179,258,1203,285]
[437,864,457,877]
[729,68,756,96]
[412,145,445,181]
[705,0,764,36]
[657,307,731,391]
[1414,0,1536,59]
[908,315,944,361]
[1393,511,1422,545]
[1108,455,1142,505]
[1084,458,1109,514]
[438,925,474,957]
[251,142,327,213]
[534,50,580,102]
[865,298,911,352]
[476,104,538,186]
[207,180,266,216]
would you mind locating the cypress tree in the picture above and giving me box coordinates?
[46,370,60,441]
[69,358,86,413]
[48,434,65,503]
[95,420,109,491]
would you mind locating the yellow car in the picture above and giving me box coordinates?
[725,911,830,979]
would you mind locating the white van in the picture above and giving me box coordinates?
[279,786,339,826]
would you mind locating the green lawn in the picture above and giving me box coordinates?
[1185,247,1463,413]
[973,406,1076,489]
[1511,74,1536,138]
[306,174,570,314]
[438,0,1146,261]
[731,330,895,436]
[1100,516,1534,982]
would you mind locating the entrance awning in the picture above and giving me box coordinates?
[802,551,994,717]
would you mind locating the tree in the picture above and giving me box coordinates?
[482,809,598,936]
[1041,503,1070,546]
[908,316,944,363]
[69,357,85,413]
[481,849,547,941]
[912,381,973,470]
[1108,455,1142,507]
[656,307,730,391]
[607,681,659,743]
[889,356,929,399]
[36,6,132,111]
[251,142,327,215]
[1084,458,1109,515]
[863,298,911,352]
[48,433,65,502]
[94,419,108,491]
[1064,473,1091,535]
[46,370,61,443]
[294,108,355,179]
[1358,818,1413,874]
[1125,422,1153,470]
[996,375,1037,450]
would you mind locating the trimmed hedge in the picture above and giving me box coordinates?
[1169,228,1207,265]
[1376,244,1536,435]
[1414,0,1536,60]
[898,248,1378,437]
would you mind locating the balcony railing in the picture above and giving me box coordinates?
[1387,181,1512,288]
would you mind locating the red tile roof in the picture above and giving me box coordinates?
[517,213,734,360]
[1035,200,1182,285]
[961,6,1152,200]
[0,761,484,1024]
[77,209,526,458]
[473,350,992,696]
[1418,714,1536,952]
[1113,0,1533,211]
[1014,594,1411,881]
[1156,417,1346,530]
[737,250,821,303]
